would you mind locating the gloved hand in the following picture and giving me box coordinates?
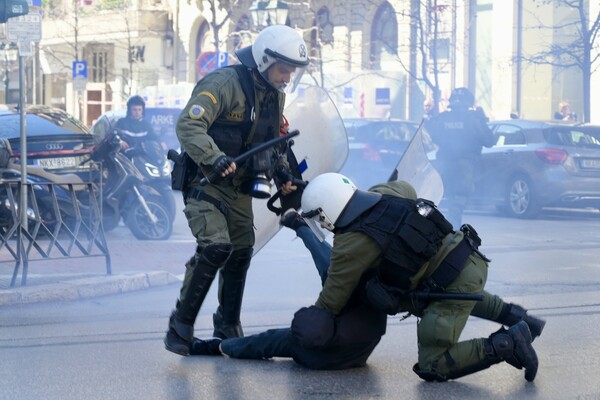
[291,306,335,349]
[274,165,293,185]
[212,155,236,178]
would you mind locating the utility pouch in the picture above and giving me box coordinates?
[167,149,198,191]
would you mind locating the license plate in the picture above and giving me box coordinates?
[580,158,600,169]
[36,157,79,169]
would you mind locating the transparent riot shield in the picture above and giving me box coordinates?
[252,86,348,254]
[388,120,444,204]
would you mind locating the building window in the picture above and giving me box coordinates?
[370,2,398,70]
[90,51,108,82]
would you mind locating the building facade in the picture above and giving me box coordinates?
[1,0,597,124]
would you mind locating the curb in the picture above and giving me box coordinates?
[0,271,182,306]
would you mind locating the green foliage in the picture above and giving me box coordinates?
[97,0,129,11]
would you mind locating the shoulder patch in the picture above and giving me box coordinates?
[199,91,218,105]
[189,105,205,120]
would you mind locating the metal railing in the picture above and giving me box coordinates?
[0,178,111,288]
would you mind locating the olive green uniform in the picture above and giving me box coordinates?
[172,66,285,342]
[314,181,510,379]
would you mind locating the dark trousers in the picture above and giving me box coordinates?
[220,328,294,359]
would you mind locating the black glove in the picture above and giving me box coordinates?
[274,165,293,186]
[212,155,235,177]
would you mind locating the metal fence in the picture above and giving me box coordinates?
[0,179,111,288]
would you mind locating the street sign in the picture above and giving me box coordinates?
[73,60,87,79]
[72,61,87,91]
[195,51,229,77]
[6,0,41,42]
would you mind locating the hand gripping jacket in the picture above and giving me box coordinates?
[339,195,453,293]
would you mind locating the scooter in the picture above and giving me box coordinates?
[81,131,173,240]
[120,137,177,220]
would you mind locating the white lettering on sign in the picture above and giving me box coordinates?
[151,114,175,125]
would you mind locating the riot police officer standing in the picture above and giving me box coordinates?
[164,25,309,356]
[425,88,495,228]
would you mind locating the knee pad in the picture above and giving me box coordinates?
[200,243,233,266]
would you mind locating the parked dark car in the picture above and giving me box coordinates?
[91,107,182,152]
[340,118,420,189]
[0,105,95,172]
[464,120,600,217]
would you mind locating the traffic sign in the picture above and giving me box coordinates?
[72,61,88,79]
[195,51,229,77]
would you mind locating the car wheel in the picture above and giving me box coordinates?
[504,174,540,218]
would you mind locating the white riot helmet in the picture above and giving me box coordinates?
[235,25,308,91]
[301,173,382,231]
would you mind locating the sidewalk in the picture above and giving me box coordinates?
[0,237,196,306]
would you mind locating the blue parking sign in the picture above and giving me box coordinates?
[72,61,87,79]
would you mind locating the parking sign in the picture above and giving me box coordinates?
[73,61,88,79]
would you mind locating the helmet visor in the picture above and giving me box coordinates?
[264,61,306,93]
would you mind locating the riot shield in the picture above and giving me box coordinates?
[388,120,444,204]
[252,86,348,254]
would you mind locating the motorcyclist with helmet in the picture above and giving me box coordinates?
[115,95,158,151]
[186,173,545,380]
[425,87,495,228]
[164,25,309,356]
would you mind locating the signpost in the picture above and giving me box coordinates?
[72,60,88,91]
[5,0,43,228]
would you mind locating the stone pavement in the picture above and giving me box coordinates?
[0,237,197,306]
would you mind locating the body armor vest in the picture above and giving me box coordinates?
[340,195,453,291]
[207,65,279,158]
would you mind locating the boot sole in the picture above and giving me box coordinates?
[164,337,190,356]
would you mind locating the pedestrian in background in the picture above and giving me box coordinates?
[424,87,495,228]
[554,101,577,121]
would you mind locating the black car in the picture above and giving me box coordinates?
[340,118,420,189]
[0,105,95,172]
[467,120,600,217]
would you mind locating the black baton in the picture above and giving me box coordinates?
[200,130,300,186]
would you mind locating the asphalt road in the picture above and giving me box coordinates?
[1,206,600,399]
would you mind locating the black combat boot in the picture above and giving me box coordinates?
[495,303,546,341]
[414,321,538,382]
[213,248,253,339]
[164,244,232,356]
[487,321,539,381]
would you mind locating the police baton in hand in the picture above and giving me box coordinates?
[410,291,484,302]
[200,130,300,186]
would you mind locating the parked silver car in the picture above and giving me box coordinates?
[468,120,600,217]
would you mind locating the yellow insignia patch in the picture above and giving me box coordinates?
[189,104,205,120]
[199,91,218,105]
[228,112,244,121]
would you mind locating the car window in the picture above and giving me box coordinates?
[492,124,526,146]
[544,128,600,148]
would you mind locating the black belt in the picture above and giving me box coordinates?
[185,187,229,217]
[422,239,472,291]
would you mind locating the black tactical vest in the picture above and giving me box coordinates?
[340,195,453,291]
[207,65,279,158]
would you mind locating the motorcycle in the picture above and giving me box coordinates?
[79,131,174,240]
[120,137,177,221]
